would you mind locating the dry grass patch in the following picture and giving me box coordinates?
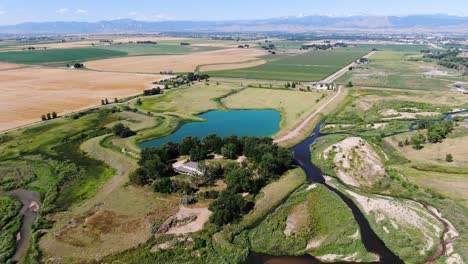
[85,48,267,74]
[40,135,179,263]
[386,133,468,168]
[0,67,167,131]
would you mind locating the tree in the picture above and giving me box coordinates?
[153,178,173,193]
[41,115,46,121]
[225,168,252,193]
[203,134,223,153]
[101,99,105,105]
[136,98,142,105]
[347,81,353,87]
[46,113,52,120]
[446,154,453,162]
[190,146,208,162]
[105,98,109,105]
[221,143,237,159]
[114,98,118,103]
[179,136,201,155]
[52,112,57,119]
[411,133,426,150]
[398,141,404,147]
[112,123,136,138]
[209,190,250,226]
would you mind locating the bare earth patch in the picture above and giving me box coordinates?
[323,137,385,187]
[379,109,441,120]
[166,206,212,235]
[85,48,267,74]
[0,67,168,131]
[347,190,444,256]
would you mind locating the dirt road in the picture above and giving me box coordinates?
[273,86,343,144]
[320,50,376,84]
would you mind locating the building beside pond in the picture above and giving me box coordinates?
[174,161,204,176]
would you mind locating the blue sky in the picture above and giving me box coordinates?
[0,0,468,25]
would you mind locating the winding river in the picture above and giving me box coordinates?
[247,122,403,264]
[1,189,40,263]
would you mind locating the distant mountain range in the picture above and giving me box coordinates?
[1,14,468,34]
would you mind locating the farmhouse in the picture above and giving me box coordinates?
[174,161,204,176]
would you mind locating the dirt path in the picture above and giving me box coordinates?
[273,86,343,144]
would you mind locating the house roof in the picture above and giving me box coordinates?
[174,161,203,175]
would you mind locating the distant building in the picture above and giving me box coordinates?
[174,161,204,176]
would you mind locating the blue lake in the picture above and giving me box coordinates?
[140,110,281,148]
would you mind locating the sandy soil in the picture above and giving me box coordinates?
[166,206,211,235]
[284,202,309,236]
[0,62,26,70]
[0,67,168,131]
[85,48,267,74]
[347,190,443,255]
[199,59,266,71]
[323,137,385,187]
[380,109,441,120]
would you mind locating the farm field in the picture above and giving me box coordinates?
[0,67,166,131]
[102,43,222,56]
[205,49,369,81]
[86,48,267,74]
[0,47,127,65]
[337,49,468,91]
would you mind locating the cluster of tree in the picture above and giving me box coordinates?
[112,123,136,138]
[143,87,161,96]
[237,44,250,48]
[301,44,333,50]
[101,98,118,105]
[67,63,84,68]
[423,48,468,72]
[285,82,299,88]
[135,41,158,44]
[41,112,58,121]
[261,44,276,50]
[180,42,191,46]
[187,72,210,82]
[399,120,454,149]
[152,73,210,89]
[131,134,294,225]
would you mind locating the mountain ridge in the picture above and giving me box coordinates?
[1,14,468,34]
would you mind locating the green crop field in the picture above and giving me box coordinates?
[103,43,222,56]
[337,50,468,91]
[355,44,430,52]
[205,49,369,81]
[0,47,127,65]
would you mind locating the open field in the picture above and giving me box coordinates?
[0,67,166,131]
[0,47,127,65]
[205,49,369,81]
[337,50,468,91]
[386,130,468,168]
[103,43,222,56]
[40,135,179,263]
[86,48,267,74]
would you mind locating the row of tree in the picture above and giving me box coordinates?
[398,120,454,149]
[41,112,57,121]
[101,98,118,105]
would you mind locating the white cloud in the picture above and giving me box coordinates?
[56,8,70,14]
[76,9,87,14]
[129,11,137,16]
